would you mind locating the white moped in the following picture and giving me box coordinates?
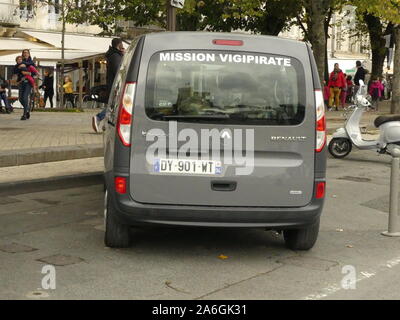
[328,81,400,158]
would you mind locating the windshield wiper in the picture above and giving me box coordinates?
[161,114,230,121]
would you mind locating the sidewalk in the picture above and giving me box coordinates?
[326,99,393,135]
[0,108,103,167]
[0,101,395,168]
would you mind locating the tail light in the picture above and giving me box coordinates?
[315,181,325,199]
[117,82,136,147]
[315,89,326,152]
[212,39,243,46]
[115,177,127,194]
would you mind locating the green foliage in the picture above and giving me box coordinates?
[66,0,304,36]
[351,0,400,24]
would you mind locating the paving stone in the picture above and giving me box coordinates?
[36,254,84,266]
[0,243,38,253]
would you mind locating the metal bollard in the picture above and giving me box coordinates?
[382,145,400,237]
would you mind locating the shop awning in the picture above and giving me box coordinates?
[0,49,103,65]
[0,37,52,51]
[21,30,119,52]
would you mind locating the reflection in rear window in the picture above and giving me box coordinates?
[145,50,306,125]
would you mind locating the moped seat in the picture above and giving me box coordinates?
[374,115,400,128]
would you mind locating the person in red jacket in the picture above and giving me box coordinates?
[328,63,346,111]
[369,77,384,110]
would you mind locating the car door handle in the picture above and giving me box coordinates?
[107,120,115,127]
[211,181,237,192]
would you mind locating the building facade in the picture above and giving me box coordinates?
[0,0,102,34]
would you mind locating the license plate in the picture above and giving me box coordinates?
[153,158,222,175]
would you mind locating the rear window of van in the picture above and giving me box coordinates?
[145,50,306,125]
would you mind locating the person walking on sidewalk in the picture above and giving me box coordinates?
[13,51,35,120]
[40,70,54,108]
[63,76,75,108]
[369,77,384,110]
[92,38,125,133]
[328,63,346,111]
[0,73,12,114]
[353,60,366,97]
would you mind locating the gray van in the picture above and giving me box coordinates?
[103,32,326,250]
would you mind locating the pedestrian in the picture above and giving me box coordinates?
[63,76,75,108]
[0,73,12,114]
[40,69,54,108]
[345,75,354,103]
[328,63,346,111]
[353,60,366,97]
[14,56,38,91]
[13,50,34,120]
[92,38,125,133]
[369,76,384,110]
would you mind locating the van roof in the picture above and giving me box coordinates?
[140,31,309,59]
[144,31,306,45]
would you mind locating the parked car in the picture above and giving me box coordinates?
[103,32,327,250]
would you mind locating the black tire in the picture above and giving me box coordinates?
[104,191,131,248]
[328,138,352,158]
[283,218,320,250]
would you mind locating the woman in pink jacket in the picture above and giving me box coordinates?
[369,77,384,110]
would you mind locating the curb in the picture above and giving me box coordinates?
[0,144,103,168]
[0,172,104,195]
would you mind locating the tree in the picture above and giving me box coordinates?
[296,0,349,83]
[356,11,394,79]
[66,0,303,36]
[298,0,332,85]
[353,0,400,113]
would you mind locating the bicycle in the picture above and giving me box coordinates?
[29,90,41,112]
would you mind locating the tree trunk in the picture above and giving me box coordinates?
[391,26,400,114]
[306,0,330,85]
[324,8,332,83]
[364,13,391,79]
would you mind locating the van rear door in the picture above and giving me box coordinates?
[129,35,316,207]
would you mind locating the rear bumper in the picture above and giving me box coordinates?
[108,185,325,229]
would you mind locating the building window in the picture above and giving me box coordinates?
[19,0,32,11]
[19,0,33,19]
[336,24,342,51]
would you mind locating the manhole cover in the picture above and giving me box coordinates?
[338,176,371,183]
[0,243,38,253]
[37,254,84,266]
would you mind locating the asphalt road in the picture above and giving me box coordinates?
[1,150,400,300]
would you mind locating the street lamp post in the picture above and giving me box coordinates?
[166,0,176,31]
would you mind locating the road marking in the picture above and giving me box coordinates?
[303,255,400,300]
